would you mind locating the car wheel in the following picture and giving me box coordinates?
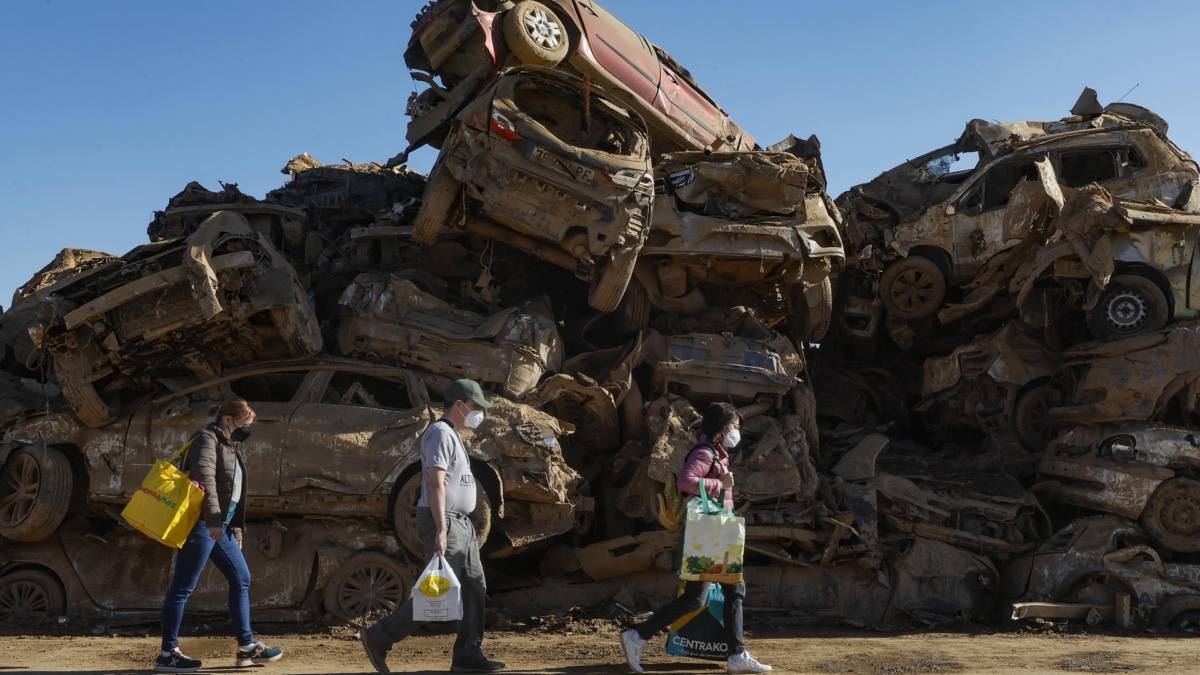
[1141,477,1200,554]
[1013,384,1061,452]
[879,256,946,321]
[0,569,66,627]
[393,474,491,559]
[1152,594,1200,632]
[588,239,643,313]
[323,552,408,623]
[0,446,73,543]
[1086,274,1169,341]
[52,350,118,428]
[786,278,833,343]
[503,1,570,67]
[412,167,460,245]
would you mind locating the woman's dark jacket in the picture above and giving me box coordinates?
[182,422,248,542]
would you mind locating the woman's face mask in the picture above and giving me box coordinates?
[231,424,253,442]
[723,428,741,448]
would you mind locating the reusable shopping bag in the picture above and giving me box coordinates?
[678,486,745,584]
[666,583,727,661]
[413,554,463,622]
[120,438,203,549]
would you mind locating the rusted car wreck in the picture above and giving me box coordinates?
[2,0,1200,637]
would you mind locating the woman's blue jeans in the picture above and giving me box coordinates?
[161,521,254,651]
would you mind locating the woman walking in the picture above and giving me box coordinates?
[155,398,283,673]
[620,402,771,674]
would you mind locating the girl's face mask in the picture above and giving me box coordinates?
[231,424,253,442]
[723,428,741,448]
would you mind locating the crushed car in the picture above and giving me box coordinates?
[37,211,323,428]
[835,88,1200,343]
[412,66,655,312]
[403,0,755,159]
[635,145,844,341]
[0,358,587,558]
[1037,425,1200,554]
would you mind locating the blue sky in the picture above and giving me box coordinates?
[4,0,1199,306]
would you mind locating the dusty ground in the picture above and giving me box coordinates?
[0,622,1196,675]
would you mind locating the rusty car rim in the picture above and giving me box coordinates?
[0,571,60,626]
[1143,478,1200,553]
[521,6,563,51]
[0,453,39,528]
[325,553,407,622]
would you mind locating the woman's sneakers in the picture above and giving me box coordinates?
[619,630,647,673]
[154,648,201,673]
[727,650,772,673]
[235,641,284,667]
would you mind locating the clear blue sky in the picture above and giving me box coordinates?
[4,1,1199,307]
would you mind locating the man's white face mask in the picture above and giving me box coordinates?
[723,428,741,448]
[464,409,485,429]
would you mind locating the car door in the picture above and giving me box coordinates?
[571,0,662,105]
[651,45,732,150]
[281,370,431,498]
[947,155,1047,278]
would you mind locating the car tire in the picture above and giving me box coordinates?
[52,350,118,429]
[393,474,491,559]
[879,255,946,321]
[323,552,409,623]
[1013,383,1061,452]
[1141,477,1200,554]
[786,278,833,343]
[0,445,73,543]
[0,569,66,627]
[1151,594,1200,631]
[1086,274,1169,342]
[588,239,643,313]
[412,167,460,245]
[614,280,651,336]
[503,1,570,67]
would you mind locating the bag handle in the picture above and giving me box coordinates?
[697,482,727,515]
[167,436,198,470]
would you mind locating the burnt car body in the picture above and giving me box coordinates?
[403,0,754,159]
[1038,425,1200,554]
[1002,516,1200,629]
[412,66,654,313]
[0,516,413,625]
[39,212,323,429]
[635,149,844,342]
[0,358,586,557]
[836,90,1200,341]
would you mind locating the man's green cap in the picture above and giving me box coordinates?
[446,378,493,409]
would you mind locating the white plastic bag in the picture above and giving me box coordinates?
[412,554,463,622]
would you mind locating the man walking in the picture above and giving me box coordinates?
[361,379,505,673]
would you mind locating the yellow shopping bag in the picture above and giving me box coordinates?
[120,438,204,549]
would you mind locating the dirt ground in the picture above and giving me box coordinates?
[1,623,1196,675]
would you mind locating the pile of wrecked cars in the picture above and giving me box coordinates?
[1,0,1200,637]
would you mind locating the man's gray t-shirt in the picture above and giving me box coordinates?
[416,419,477,515]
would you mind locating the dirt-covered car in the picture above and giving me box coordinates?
[0,358,587,557]
[0,516,415,625]
[403,0,754,159]
[412,66,654,312]
[34,211,322,428]
[633,146,844,342]
[1037,425,1200,554]
[1001,516,1200,630]
[836,89,1200,337]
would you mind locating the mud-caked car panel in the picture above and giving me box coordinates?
[42,212,322,429]
[412,67,654,312]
